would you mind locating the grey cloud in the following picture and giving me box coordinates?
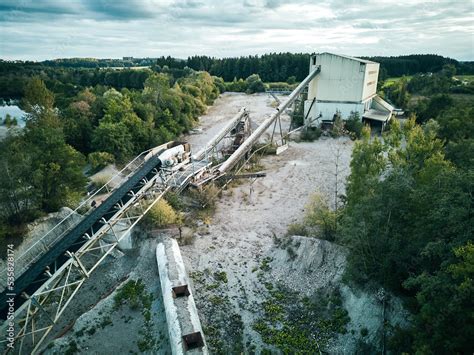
[0,0,472,61]
[0,0,78,15]
[81,0,157,20]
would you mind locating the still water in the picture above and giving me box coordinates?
[0,104,27,127]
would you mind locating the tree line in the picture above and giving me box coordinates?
[159,53,474,82]
[2,53,472,99]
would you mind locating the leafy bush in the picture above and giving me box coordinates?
[88,151,115,171]
[286,223,308,237]
[214,271,228,283]
[90,175,112,191]
[245,74,266,94]
[304,193,338,241]
[225,74,267,93]
[225,78,247,92]
[189,184,219,211]
[300,127,322,141]
[345,111,364,139]
[164,191,184,211]
[144,199,181,228]
[267,82,297,90]
[330,115,344,138]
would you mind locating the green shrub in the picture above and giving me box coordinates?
[144,199,181,228]
[245,74,266,94]
[90,175,112,191]
[300,127,322,141]
[88,151,115,172]
[286,222,308,237]
[214,271,228,283]
[3,114,11,127]
[304,193,338,241]
[189,184,219,210]
[164,191,184,211]
[345,111,364,139]
[225,78,247,92]
[331,115,344,138]
[114,279,147,310]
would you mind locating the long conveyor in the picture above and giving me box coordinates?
[0,153,164,318]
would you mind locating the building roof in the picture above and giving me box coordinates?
[373,95,394,111]
[316,52,377,64]
[363,109,391,122]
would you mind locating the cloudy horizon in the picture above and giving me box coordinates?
[0,0,473,61]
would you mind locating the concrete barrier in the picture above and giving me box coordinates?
[156,238,208,355]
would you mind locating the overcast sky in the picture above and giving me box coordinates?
[0,0,472,61]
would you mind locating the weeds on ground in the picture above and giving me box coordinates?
[113,279,146,310]
[113,279,156,352]
[286,222,308,237]
[300,127,322,141]
[253,284,350,353]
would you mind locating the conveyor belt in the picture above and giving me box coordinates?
[0,154,163,318]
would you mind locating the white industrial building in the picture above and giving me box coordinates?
[304,52,393,128]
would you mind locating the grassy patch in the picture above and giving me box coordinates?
[383,76,413,88]
[214,271,228,283]
[253,284,350,353]
[114,279,146,310]
[260,257,273,272]
[202,295,245,354]
[454,75,474,83]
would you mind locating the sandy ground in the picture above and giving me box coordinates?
[20,92,407,354]
[180,133,354,352]
[186,92,292,154]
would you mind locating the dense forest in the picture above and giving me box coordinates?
[320,64,472,352]
[177,53,474,81]
[0,69,223,240]
[341,114,472,352]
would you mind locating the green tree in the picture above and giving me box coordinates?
[404,242,474,353]
[4,114,11,127]
[92,121,134,163]
[63,100,94,153]
[23,76,55,113]
[341,118,473,352]
[344,111,364,139]
[245,74,266,94]
[0,135,39,225]
[25,109,87,211]
[88,151,115,172]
